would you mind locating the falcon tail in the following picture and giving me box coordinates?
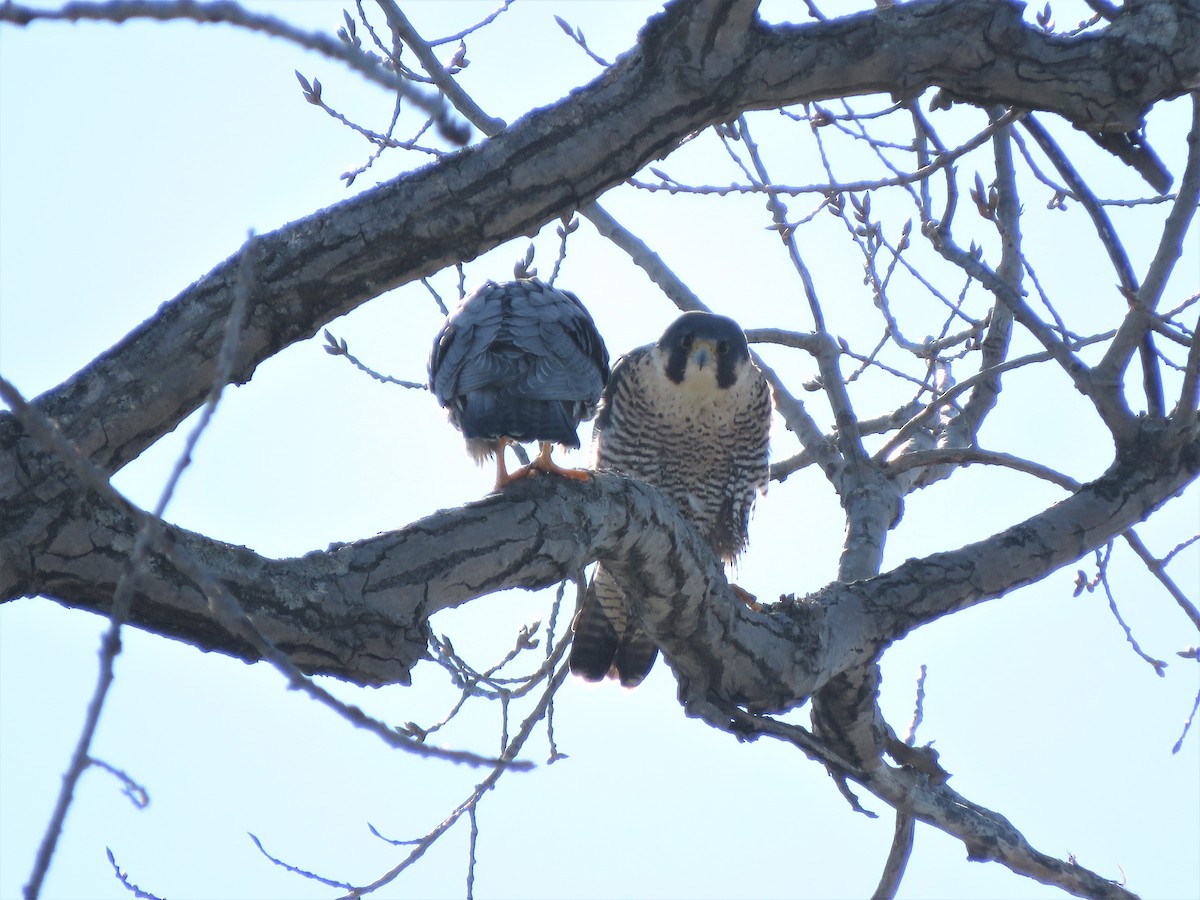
[459,393,581,447]
[569,595,620,682]
[569,569,659,688]
[612,627,659,688]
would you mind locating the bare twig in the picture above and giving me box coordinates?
[1120,529,1200,632]
[884,447,1080,491]
[264,587,575,896]
[0,0,470,144]
[630,109,1020,201]
[1021,115,1139,292]
[428,0,514,46]
[376,0,504,135]
[873,664,929,900]
[294,71,407,147]
[1088,129,1173,194]
[0,328,520,772]
[553,14,611,67]
[548,215,579,286]
[1098,95,1200,406]
[322,330,427,388]
[1173,666,1200,754]
[106,848,164,900]
[955,110,1018,441]
[874,330,1115,463]
[1021,114,1164,419]
[249,833,356,890]
[927,226,1121,430]
[1010,126,1175,209]
[903,665,929,746]
[1162,533,1200,568]
[871,812,916,900]
[342,662,572,898]
[373,0,832,479]
[1178,311,1200,426]
[193,558,532,767]
[16,233,257,900]
[1082,0,1120,21]
[736,115,827,333]
[1080,544,1169,675]
[466,804,479,900]
[867,766,1137,900]
[730,704,1132,897]
[86,757,150,809]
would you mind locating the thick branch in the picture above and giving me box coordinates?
[747,0,1200,134]
[1098,92,1200,395]
[743,712,1134,899]
[7,0,1197,480]
[5,420,1196,704]
[866,767,1136,900]
[0,0,470,143]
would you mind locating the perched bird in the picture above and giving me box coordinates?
[429,279,609,491]
[569,311,772,687]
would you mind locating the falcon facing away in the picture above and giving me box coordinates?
[569,311,772,687]
[429,279,610,491]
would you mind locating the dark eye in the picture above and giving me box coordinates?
[680,334,693,350]
[717,341,730,355]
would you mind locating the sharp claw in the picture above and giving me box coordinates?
[732,584,764,613]
[493,441,594,489]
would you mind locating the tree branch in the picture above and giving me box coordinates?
[736,710,1135,899]
[866,766,1136,900]
[746,0,1200,134]
[0,0,471,144]
[3,3,1196,896]
[1097,92,1200,400]
[884,447,1081,491]
[5,0,1196,484]
[6,416,1196,712]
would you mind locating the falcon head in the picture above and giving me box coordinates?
[655,311,752,390]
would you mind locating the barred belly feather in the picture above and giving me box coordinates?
[569,312,771,687]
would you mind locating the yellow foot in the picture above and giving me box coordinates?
[732,584,764,613]
[529,442,593,482]
[494,440,593,489]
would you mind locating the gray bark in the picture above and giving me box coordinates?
[4,0,1198,660]
[4,0,1197,475]
[6,419,1195,701]
[2,2,1197,896]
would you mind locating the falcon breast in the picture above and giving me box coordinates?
[569,311,772,687]
[428,279,609,490]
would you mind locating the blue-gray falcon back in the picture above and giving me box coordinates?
[429,279,610,488]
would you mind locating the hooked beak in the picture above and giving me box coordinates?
[691,340,715,370]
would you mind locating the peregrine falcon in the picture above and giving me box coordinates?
[569,311,772,687]
[429,279,610,491]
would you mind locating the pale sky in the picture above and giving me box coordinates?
[1,2,1197,899]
